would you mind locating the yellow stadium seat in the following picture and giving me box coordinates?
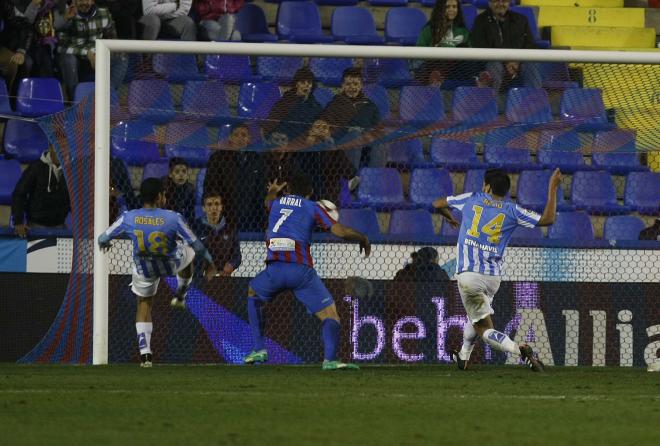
[522,0,623,7]
[648,152,660,172]
[538,7,645,28]
[551,26,655,48]
[569,47,660,52]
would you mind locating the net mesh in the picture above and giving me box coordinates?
[28,50,660,366]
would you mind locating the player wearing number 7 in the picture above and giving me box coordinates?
[244,173,371,370]
[433,168,561,372]
[97,178,217,367]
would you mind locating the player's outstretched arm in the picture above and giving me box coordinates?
[264,179,287,208]
[432,197,459,229]
[537,168,562,226]
[331,223,371,258]
[191,239,217,281]
[97,213,127,251]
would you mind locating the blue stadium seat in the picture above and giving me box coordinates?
[439,209,462,237]
[0,159,22,205]
[195,168,206,205]
[73,82,95,103]
[430,138,481,171]
[463,168,486,193]
[356,167,407,210]
[16,77,64,117]
[128,80,176,124]
[537,129,587,173]
[384,7,427,46]
[315,0,358,5]
[462,4,477,31]
[388,209,435,238]
[182,80,231,126]
[517,169,572,212]
[331,7,385,45]
[236,4,278,42]
[511,225,544,240]
[0,78,12,115]
[277,2,334,43]
[603,215,646,240]
[363,84,391,120]
[385,138,426,168]
[257,56,304,83]
[369,0,407,5]
[409,168,453,209]
[339,208,381,237]
[505,88,552,124]
[537,62,578,90]
[142,161,169,181]
[3,119,48,162]
[314,87,334,107]
[484,145,536,171]
[483,126,527,148]
[452,87,497,124]
[237,82,282,120]
[152,54,205,83]
[164,122,211,167]
[510,6,550,48]
[205,55,258,84]
[111,120,162,166]
[363,58,412,87]
[624,171,660,215]
[571,170,629,214]
[399,86,445,126]
[591,130,647,175]
[560,88,612,131]
[310,57,353,87]
[548,211,594,240]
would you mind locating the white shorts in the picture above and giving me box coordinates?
[130,245,195,298]
[456,271,501,324]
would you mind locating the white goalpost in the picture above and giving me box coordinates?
[93,39,660,365]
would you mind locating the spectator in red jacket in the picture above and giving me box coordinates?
[193,0,244,41]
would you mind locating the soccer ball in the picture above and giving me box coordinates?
[317,199,339,221]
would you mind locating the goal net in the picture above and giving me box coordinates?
[23,42,660,367]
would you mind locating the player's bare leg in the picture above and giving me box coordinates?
[472,316,545,372]
[136,296,154,367]
[171,264,193,309]
[316,304,359,371]
[244,287,268,364]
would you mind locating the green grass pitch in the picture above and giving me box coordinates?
[1,364,658,446]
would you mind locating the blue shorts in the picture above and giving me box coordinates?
[249,262,334,314]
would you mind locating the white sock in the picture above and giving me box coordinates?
[459,323,478,361]
[176,275,192,294]
[136,322,153,355]
[482,328,519,355]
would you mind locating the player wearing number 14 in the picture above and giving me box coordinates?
[98,178,217,367]
[433,168,561,372]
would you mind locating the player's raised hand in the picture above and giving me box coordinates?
[360,237,371,258]
[98,241,112,252]
[549,168,562,190]
[267,179,287,195]
[446,216,460,229]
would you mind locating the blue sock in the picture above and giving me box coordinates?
[321,319,340,361]
[247,298,265,351]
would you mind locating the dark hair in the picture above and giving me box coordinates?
[411,247,438,264]
[202,192,223,204]
[484,169,510,196]
[140,178,163,205]
[342,67,363,82]
[429,0,466,46]
[292,66,316,87]
[169,157,188,171]
[288,172,313,197]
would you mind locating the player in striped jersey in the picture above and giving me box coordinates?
[244,173,371,370]
[433,168,561,372]
[98,178,217,367]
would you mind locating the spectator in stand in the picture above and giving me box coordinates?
[97,0,141,39]
[57,0,125,99]
[15,0,67,78]
[140,0,196,41]
[394,247,450,282]
[639,218,660,241]
[193,0,244,41]
[162,157,196,224]
[470,0,541,93]
[415,0,470,86]
[0,0,33,98]
[12,145,70,238]
[194,192,241,277]
[320,67,380,172]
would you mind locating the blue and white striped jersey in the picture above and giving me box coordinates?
[447,192,541,276]
[100,208,199,278]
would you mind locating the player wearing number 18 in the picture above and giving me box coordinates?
[244,173,371,370]
[97,178,217,367]
[433,168,561,372]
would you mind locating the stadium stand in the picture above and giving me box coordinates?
[152,54,205,83]
[141,161,170,181]
[399,86,445,126]
[409,168,454,209]
[355,167,408,210]
[205,55,258,83]
[310,57,354,86]
[517,169,572,212]
[257,56,305,82]
[505,88,553,125]
[163,122,212,167]
[363,58,413,87]
[16,78,64,117]
[484,145,537,172]
[338,207,381,237]
[388,209,436,237]
[3,120,48,163]
[384,138,427,169]
[571,170,630,214]
[624,171,660,214]
[430,138,482,171]
[127,79,176,124]
[181,80,232,126]
[548,211,595,240]
[110,121,161,166]
[237,82,282,119]
[236,3,279,42]
[331,6,385,44]
[384,7,427,45]
[591,130,648,174]
[0,159,22,205]
[277,1,334,43]
[603,215,646,240]
[451,87,498,124]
